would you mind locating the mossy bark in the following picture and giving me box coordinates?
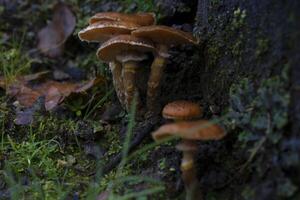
[155,0,300,199]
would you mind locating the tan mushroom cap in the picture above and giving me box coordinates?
[97,35,156,62]
[78,21,140,43]
[162,100,203,120]
[89,12,156,26]
[152,120,226,141]
[132,25,198,46]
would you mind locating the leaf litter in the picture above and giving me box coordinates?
[37,2,76,58]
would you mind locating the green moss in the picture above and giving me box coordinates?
[225,66,298,199]
[120,0,158,13]
[255,38,270,58]
[211,0,221,7]
[0,46,32,83]
[231,8,247,31]
[207,40,222,68]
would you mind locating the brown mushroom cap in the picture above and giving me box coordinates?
[152,120,226,141]
[132,25,198,46]
[162,100,203,120]
[89,12,156,26]
[97,35,156,62]
[78,21,140,43]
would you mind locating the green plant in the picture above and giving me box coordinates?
[6,133,60,176]
[231,8,246,31]
[0,47,31,84]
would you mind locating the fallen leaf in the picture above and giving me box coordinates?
[3,73,105,110]
[15,109,34,125]
[15,97,45,126]
[44,86,63,111]
[15,86,40,107]
[37,2,76,58]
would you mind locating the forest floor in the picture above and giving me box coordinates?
[0,0,299,200]
[0,0,180,199]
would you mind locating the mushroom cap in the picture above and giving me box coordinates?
[78,21,140,43]
[97,35,156,62]
[89,12,156,26]
[152,120,226,141]
[132,25,198,46]
[162,100,203,120]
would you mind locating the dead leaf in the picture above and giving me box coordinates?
[15,86,40,107]
[44,86,63,111]
[2,71,105,111]
[15,109,34,125]
[37,2,76,58]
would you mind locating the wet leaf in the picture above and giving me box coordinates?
[37,2,76,58]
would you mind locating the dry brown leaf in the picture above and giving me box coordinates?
[37,2,76,58]
[44,86,63,111]
[2,71,105,110]
[15,86,40,107]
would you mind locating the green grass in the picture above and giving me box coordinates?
[0,34,32,85]
[0,96,168,199]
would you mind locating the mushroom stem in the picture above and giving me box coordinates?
[177,140,203,200]
[123,61,141,111]
[146,45,169,117]
[109,61,126,109]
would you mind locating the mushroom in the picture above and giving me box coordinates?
[132,26,198,116]
[78,21,141,109]
[97,35,156,112]
[162,100,203,121]
[89,12,156,26]
[152,120,226,200]
[78,21,140,43]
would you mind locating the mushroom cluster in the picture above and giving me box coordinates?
[78,12,198,118]
[152,100,226,200]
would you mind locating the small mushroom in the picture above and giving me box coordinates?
[152,120,225,200]
[97,35,156,112]
[89,12,156,26]
[78,21,141,109]
[132,26,198,116]
[162,100,203,121]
